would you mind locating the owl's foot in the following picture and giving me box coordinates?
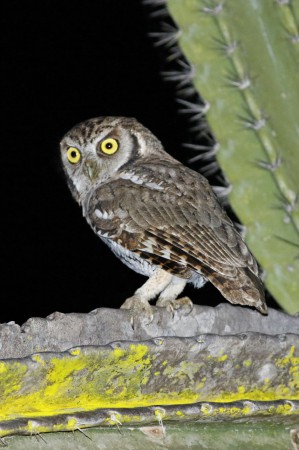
[120,295,154,327]
[156,296,194,316]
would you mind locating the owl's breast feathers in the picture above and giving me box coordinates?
[85,159,267,314]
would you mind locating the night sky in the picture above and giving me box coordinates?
[1,1,274,324]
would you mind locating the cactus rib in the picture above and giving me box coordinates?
[167,0,299,313]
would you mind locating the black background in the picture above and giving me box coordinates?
[1,1,274,325]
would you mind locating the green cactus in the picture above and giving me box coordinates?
[165,0,299,314]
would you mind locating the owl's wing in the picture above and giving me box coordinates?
[88,168,266,313]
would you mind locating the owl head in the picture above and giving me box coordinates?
[60,116,164,205]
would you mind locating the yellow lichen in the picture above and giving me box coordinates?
[217,354,228,362]
[243,359,252,367]
[69,348,81,356]
[0,342,298,427]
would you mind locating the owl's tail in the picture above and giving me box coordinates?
[200,265,267,314]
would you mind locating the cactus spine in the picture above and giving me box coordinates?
[166,0,299,314]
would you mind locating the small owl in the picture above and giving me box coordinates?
[60,117,267,320]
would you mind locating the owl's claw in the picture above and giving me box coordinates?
[156,296,194,317]
[121,295,154,327]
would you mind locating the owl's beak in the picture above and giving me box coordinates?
[84,159,98,181]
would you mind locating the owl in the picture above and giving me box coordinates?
[60,117,267,321]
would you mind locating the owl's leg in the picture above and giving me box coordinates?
[120,268,173,324]
[156,276,193,315]
[156,276,186,304]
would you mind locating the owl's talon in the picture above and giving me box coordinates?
[156,299,176,319]
[156,296,194,316]
[121,295,154,326]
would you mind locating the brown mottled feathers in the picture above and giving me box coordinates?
[88,157,267,314]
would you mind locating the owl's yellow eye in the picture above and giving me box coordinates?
[67,147,81,164]
[100,138,119,155]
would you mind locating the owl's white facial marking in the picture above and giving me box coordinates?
[60,117,150,205]
[60,117,166,207]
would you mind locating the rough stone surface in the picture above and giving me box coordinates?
[0,304,298,359]
[0,304,298,437]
